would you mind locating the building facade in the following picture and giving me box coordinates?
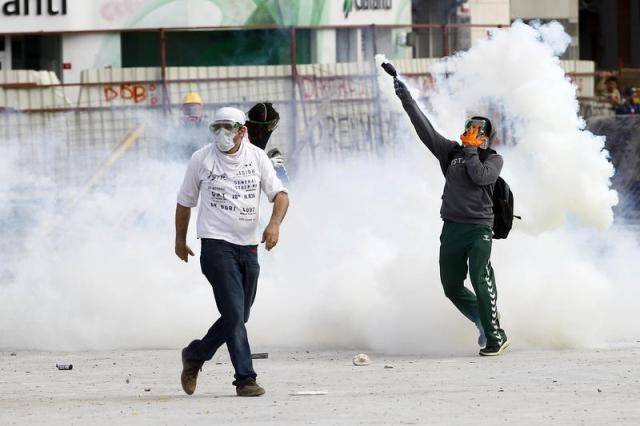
[0,0,412,83]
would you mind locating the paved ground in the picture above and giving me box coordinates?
[1,344,639,425]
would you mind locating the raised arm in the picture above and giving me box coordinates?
[394,79,458,172]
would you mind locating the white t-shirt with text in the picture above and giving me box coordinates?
[177,140,287,246]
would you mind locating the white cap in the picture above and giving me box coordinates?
[214,107,246,125]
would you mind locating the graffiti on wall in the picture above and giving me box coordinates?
[304,106,407,153]
[300,76,371,101]
[299,74,435,101]
[103,83,159,105]
[403,75,435,94]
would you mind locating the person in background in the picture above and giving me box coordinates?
[596,74,622,109]
[246,102,289,183]
[181,92,205,125]
[175,92,209,157]
[615,87,640,115]
[175,106,289,397]
[628,87,640,113]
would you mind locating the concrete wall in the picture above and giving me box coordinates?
[0,70,70,109]
[1,0,413,81]
[62,32,121,103]
[510,0,578,20]
[509,0,579,59]
[0,57,597,110]
[469,0,511,46]
[0,57,603,191]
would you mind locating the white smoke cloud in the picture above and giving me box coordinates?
[0,22,638,354]
[424,20,617,233]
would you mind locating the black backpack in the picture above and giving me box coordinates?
[491,176,515,239]
[447,147,518,239]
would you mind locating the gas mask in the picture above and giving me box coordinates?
[462,117,492,149]
[182,103,203,122]
[246,117,279,150]
[212,127,237,152]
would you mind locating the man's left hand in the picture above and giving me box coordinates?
[270,154,285,168]
[460,125,485,147]
[262,223,280,251]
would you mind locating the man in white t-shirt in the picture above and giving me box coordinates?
[174,106,289,397]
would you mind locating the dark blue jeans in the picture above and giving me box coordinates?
[183,238,260,383]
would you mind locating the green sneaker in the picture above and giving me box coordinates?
[479,339,511,356]
[235,378,265,397]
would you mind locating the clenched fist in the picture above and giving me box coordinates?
[393,78,412,102]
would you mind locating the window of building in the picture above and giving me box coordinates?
[336,28,358,63]
[121,29,311,67]
[336,28,394,63]
[0,36,5,70]
[362,28,393,60]
[8,35,61,77]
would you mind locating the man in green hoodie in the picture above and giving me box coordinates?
[394,78,509,356]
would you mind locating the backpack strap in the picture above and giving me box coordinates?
[478,147,496,162]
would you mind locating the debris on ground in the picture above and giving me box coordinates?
[384,364,394,369]
[289,390,328,396]
[352,353,371,366]
[251,353,269,359]
[55,364,73,371]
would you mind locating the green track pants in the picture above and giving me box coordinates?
[439,221,507,346]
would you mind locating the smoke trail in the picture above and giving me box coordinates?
[0,22,638,353]
[252,21,636,352]
[0,112,214,350]
[398,21,617,233]
[251,156,637,352]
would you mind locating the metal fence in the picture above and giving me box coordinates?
[0,71,389,189]
[1,24,638,190]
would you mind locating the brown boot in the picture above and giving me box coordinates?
[180,348,201,395]
[235,377,265,397]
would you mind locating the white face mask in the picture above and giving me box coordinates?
[213,128,237,152]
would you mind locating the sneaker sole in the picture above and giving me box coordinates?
[237,389,266,397]
[479,339,511,356]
